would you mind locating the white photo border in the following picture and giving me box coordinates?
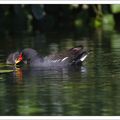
[0,1,119,120]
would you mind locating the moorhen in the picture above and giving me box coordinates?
[6,46,89,67]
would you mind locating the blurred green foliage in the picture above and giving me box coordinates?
[111,5,120,13]
[102,14,115,30]
[0,4,120,35]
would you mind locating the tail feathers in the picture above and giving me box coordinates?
[71,51,89,65]
[80,52,88,62]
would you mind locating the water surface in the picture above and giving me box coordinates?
[0,30,120,116]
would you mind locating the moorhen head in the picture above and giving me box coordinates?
[6,48,41,66]
[6,51,21,65]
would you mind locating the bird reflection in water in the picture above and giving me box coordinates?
[14,67,23,84]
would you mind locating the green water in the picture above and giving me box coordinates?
[0,29,120,116]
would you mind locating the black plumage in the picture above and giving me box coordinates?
[6,46,88,67]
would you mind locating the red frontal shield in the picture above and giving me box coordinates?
[15,53,23,64]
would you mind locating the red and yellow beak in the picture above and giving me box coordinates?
[15,59,21,64]
[15,53,23,64]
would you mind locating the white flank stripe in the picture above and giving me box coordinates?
[80,54,88,62]
[61,57,68,62]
